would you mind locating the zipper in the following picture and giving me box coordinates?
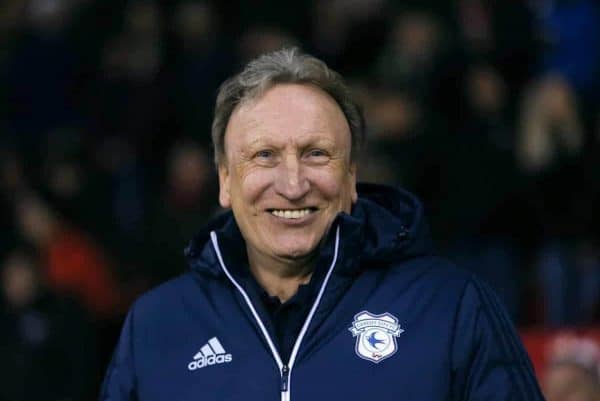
[210,226,341,401]
[281,364,290,401]
[281,365,289,392]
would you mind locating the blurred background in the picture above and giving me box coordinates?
[1,0,600,400]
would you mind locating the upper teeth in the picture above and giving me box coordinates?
[271,209,312,219]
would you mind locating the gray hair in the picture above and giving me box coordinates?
[211,47,365,165]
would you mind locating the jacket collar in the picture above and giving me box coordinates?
[185,183,433,278]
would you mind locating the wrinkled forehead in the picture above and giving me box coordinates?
[223,83,352,155]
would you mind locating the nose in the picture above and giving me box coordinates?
[274,154,310,200]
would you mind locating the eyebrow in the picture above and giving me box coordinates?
[246,133,337,147]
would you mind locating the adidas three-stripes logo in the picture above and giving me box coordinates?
[188,337,233,371]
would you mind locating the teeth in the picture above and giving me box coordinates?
[271,208,312,219]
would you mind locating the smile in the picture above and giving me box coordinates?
[268,208,316,219]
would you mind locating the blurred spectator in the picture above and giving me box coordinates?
[85,0,169,162]
[39,128,110,232]
[491,2,539,99]
[4,0,79,150]
[174,1,217,53]
[0,145,28,198]
[518,76,583,174]
[442,67,525,318]
[517,77,586,240]
[236,0,311,41]
[456,0,493,55]
[238,26,298,65]
[466,2,538,101]
[0,146,27,259]
[121,0,162,82]
[14,192,122,319]
[91,136,146,256]
[0,247,93,401]
[169,0,235,143]
[534,0,600,106]
[535,240,600,326]
[0,0,24,91]
[309,0,355,65]
[518,75,598,325]
[145,139,219,284]
[359,86,433,190]
[438,64,522,237]
[308,0,388,75]
[373,10,444,106]
[543,333,600,401]
[0,0,24,38]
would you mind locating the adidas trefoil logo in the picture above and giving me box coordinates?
[187,337,233,371]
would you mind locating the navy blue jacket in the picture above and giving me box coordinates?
[101,184,544,401]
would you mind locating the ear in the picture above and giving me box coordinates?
[349,162,358,203]
[218,164,231,208]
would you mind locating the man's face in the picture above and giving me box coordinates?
[218,83,357,263]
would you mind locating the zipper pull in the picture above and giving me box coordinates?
[281,365,290,392]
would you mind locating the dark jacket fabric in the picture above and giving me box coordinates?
[100,183,544,401]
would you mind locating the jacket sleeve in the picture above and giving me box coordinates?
[99,307,138,401]
[450,277,545,401]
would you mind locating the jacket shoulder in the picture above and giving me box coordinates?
[130,273,199,320]
[386,255,476,291]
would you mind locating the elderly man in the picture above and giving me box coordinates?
[101,48,544,401]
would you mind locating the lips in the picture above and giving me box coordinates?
[268,207,317,219]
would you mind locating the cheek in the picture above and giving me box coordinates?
[310,167,354,199]
[231,169,274,204]
[318,178,343,199]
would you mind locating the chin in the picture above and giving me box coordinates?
[273,242,319,260]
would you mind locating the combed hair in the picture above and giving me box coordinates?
[211,47,365,165]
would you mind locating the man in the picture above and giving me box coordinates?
[101,48,544,400]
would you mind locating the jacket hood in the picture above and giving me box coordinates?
[184,183,433,276]
[348,183,433,265]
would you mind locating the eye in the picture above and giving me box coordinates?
[254,149,274,159]
[305,148,330,161]
[252,149,278,165]
[308,149,326,157]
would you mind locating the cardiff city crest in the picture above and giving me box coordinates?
[348,311,404,363]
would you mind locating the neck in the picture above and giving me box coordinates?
[247,248,318,303]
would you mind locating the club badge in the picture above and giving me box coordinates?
[349,311,404,363]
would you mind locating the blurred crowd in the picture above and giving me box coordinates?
[1,0,600,399]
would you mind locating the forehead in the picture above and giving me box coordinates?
[224,83,351,151]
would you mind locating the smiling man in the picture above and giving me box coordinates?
[219,83,357,302]
[101,48,545,401]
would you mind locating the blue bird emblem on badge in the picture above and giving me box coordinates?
[349,311,404,363]
[366,332,387,349]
